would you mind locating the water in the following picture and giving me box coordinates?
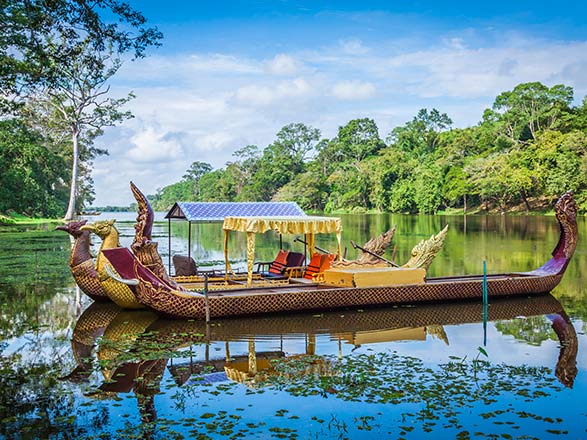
[1,212,586,439]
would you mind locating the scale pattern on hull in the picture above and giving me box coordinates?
[135,273,563,320]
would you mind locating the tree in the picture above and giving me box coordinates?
[336,118,385,165]
[1,0,161,218]
[491,82,573,142]
[183,161,213,199]
[246,123,320,201]
[273,123,320,164]
[228,145,260,199]
[273,171,327,211]
[0,119,68,216]
[26,47,134,219]
[388,108,452,157]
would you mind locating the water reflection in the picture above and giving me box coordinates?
[64,294,578,422]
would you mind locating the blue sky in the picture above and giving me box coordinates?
[94,1,587,206]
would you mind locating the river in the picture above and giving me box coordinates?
[0,211,585,439]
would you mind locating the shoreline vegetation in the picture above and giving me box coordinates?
[144,82,587,217]
[3,82,587,221]
[0,196,560,226]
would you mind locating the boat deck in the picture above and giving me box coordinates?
[202,272,537,298]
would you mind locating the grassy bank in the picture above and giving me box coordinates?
[0,212,62,226]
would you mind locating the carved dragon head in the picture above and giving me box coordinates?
[554,191,578,260]
[130,181,154,247]
[80,219,118,240]
[55,219,89,238]
[402,224,449,271]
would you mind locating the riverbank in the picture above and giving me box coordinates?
[0,212,62,226]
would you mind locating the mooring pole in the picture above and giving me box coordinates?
[204,274,210,323]
[482,260,488,346]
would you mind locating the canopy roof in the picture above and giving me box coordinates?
[165,201,305,222]
[222,215,342,234]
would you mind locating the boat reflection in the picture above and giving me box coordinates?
[66,293,577,391]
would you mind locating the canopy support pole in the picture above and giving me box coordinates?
[246,232,255,286]
[168,218,171,274]
[188,221,192,262]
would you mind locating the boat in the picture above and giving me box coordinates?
[100,190,578,320]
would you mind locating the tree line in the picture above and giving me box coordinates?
[150,82,587,214]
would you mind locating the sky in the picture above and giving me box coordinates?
[92,0,587,206]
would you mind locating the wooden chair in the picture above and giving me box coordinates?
[304,253,336,282]
[302,253,323,280]
[173,255,198,276]
[173,254,217,277]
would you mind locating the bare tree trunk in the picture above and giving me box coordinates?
[64,128,79,220]
[521,190,531,212]
[463,194,467,214]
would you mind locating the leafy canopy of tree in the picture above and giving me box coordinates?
[0,0,161,218]
[150,82,587,215]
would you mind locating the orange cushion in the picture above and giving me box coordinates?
[304,253,323,280]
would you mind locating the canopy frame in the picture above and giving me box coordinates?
[222,216,343,285]
[164,201,305,274]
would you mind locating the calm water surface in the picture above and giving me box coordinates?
[1,212,586,439]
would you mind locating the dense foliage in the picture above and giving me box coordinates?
[0,0,161,218]
[151,82,587,214]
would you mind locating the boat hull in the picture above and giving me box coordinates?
[135,271,563,320]
[70,259,111,302]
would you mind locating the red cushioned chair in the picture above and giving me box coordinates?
[256,249,290,276]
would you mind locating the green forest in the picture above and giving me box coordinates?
[149,81,587,214]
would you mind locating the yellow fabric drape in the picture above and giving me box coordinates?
[246,232,255,286]
[223,230,234,280]
[222,216,342,235]
[306,233,315,257]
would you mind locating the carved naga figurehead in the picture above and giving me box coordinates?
[130,181,154,249]
[402,224,449,271]
[80,219,119,242]
[55,219,89,238]
[554,191,578,261]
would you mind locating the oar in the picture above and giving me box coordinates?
[293,237,330,254]
[350,240,399,268]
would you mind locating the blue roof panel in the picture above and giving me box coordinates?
[165,201,306,222]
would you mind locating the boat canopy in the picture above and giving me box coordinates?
[163,201,306,273]
[165,201,305,222]
[222,215,343,285]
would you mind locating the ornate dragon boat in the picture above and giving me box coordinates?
[100,191,577,320]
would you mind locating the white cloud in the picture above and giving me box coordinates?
[126,126,185,162]
[265,54,302,75]
[234,78,313,106]
[339,38,370,55]
[332,80,376,100]
[380,41,587,99]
